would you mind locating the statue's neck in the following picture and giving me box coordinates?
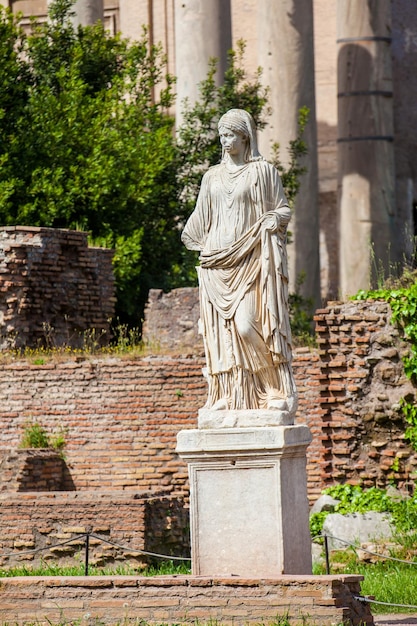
[224,155,247,171]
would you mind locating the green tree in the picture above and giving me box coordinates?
[0,2,310,333]
[0,0,178,323]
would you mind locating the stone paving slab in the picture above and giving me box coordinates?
[374,615,417,625]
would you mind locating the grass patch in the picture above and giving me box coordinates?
[0,559,191,578]
[313,545,417,613]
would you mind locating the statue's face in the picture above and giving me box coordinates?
[219,126,247,157]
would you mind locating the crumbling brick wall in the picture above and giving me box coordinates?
[142,288,202,353]
[0,226,115,350]
[315,299,417,491]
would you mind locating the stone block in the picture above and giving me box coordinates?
[177,424,312,577]
[322,512,393,550]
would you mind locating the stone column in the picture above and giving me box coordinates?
[174,0,232,127]
[258,0,321,308]
[337,0,396,296]
[71,0,104,27]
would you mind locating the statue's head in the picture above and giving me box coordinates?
[218,109,262,163]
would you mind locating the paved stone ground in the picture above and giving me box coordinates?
[374,615,417,625]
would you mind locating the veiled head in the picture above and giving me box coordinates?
[218,109,262,163]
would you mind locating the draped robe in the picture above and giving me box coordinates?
[182,159,295,410]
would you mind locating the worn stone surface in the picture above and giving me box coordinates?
[310,494,340,514]
[197,407,294,428]
[142,288,202,353]
[322,512,393,550]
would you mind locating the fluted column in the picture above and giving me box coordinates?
[337,0,396,296]
[174,0,232,127]
[71,0,103,27]
[258,0,321,308]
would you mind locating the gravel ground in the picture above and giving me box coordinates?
[374,615,417,625]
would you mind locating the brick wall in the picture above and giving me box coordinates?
[0,450,65,492]
[0,352,325,498]
[0,492,189,569]
[1,299,416,500]
[0,574,373,625]
[0,298,416,571]
[0,356,206,494]
[0,226,115,350]
[315,299,417,491]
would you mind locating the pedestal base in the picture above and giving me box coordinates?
[176,425,312,577]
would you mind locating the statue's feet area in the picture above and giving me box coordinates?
[198,406,295,429]
[267,393,298,414]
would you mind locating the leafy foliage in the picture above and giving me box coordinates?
[19,420,66,451]
[0,0,177,323]
[271,105,309,208]
[310,483,417,537]
[0,2,312,336]
[400,398,417,451]
[289,272,315,346]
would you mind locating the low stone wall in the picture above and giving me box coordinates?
[0,449,66,492]
[0,574,373,625]
[0,492,189,569]
[0,226,115,350]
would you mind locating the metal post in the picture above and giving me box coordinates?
[84,532,90,576]
[324,534,330,575]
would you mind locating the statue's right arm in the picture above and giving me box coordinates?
[181,172,211,251]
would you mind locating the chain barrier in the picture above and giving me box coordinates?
[2,530,417,612]
[318,532,417,571]
[318,533,417,612]
[0,532,191,576]
[354,596,417,610]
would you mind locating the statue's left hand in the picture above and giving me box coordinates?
[260,212,280,232]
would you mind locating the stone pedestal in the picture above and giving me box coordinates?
[176,424,312,577]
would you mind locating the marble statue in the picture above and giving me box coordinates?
[182,109,297,421]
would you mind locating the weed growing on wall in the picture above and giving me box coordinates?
[19,420,67,453]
